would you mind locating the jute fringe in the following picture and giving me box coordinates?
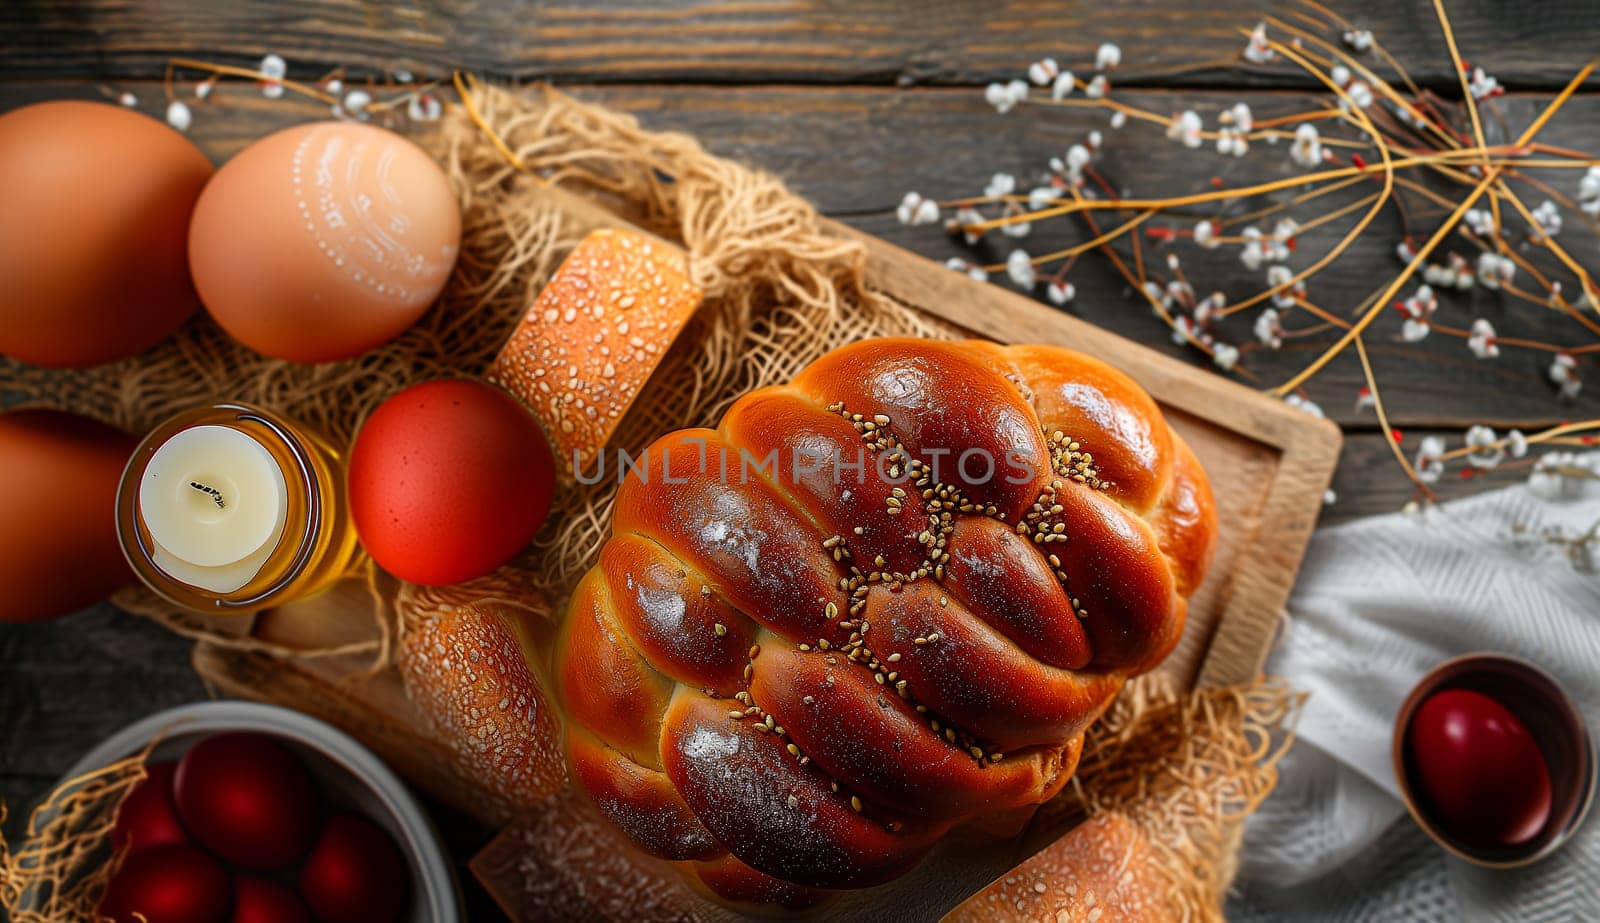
[1070,676,1305,920]
[0,80,1298,920]
[0,747,155,922]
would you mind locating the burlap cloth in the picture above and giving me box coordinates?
[0,82,1298,921]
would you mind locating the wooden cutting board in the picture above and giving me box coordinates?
[195,183,1340,920]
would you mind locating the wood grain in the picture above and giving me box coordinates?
[7,79,1597,436]
[4,1,1598,92]
[0,604,204,783]
[576,85,1600,434]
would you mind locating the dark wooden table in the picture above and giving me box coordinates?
[4,1,1597,917]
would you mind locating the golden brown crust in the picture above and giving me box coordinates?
[557,572,678,770]
[397,604,567,814]
[489,228,702,475]
[555,337,1217,897]
[944,812,1175,923]
[1152,431,1217,599]
[690,853,829,910]
[565,727,722,862]
[662,691,952,890]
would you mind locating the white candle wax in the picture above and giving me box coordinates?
[138,425,289,594]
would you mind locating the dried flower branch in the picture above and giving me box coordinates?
[136,55,448,135]
[899,0,1600,509]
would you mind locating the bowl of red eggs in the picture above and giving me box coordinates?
[1393,653,1596,868]
[46,700,459,923]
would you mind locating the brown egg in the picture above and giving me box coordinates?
[0,409,138,622]
[188,122,460,363]
[0,101,213,368]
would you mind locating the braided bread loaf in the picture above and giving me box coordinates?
[554,337,1216,903]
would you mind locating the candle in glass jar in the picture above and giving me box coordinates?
[138,426,289,593]
[118,403,361,614]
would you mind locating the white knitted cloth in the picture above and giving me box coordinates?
[1227,461,1600,922]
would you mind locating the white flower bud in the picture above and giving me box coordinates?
[259,54,287,99]
[341,89,372,120]
[1243,23,1274,63]
[1051,70,1076,101]
[1006,249,1036,289]
[984,173,1017,198]
[164,100,192,132]
[1254,308,1283,348]
[1414,436,1446,483]
[408,92,443,122]
[1464,425,1503,469]
[1046,281,1076,305]
[1468,319,1499,359]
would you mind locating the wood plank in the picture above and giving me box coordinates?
[569,85,1600,433]
[4,1,1598,91]
[0,602,206,796]
[6,79,1596,434]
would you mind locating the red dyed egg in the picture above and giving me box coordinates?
[174,733,319,869]
[1407,688,1553,847]
[230,876,311,923]
[349,379,556,585]
[298,813,410,923]
[112,761,188,855]
[99,844,233,923]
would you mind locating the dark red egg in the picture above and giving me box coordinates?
[230,876,311,923]
[1407,688,1553,847]
[112,761,188,855]
[98,843,233,923]
[174,733,320,869]
[298,813,410,923]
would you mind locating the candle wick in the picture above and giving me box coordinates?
[189,481,227,510]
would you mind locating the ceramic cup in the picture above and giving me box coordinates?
[1392,653,1595,867]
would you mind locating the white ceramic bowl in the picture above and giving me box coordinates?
[52,699,461,921]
